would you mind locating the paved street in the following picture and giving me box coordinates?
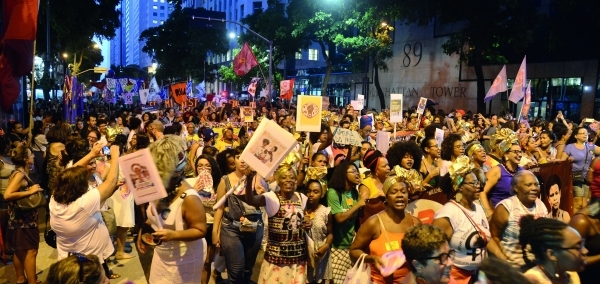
[1,207,263,284]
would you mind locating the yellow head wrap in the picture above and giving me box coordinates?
[391,165,423,194]
[304,166,328,195]
[467,142,485,157]
[106,126,121,142]
[448,155,475,191]
[490,128,519,153]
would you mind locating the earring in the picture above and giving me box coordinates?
[415,275,428,284]
[553,260,560,279]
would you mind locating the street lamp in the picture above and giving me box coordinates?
[63,43,101,75]
[229,32,236,39]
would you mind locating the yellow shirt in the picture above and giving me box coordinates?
[361,176,384,198]
[215,138,240,152]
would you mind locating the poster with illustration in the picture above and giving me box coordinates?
[296,95,322,132]
[118,148,167,204]
[390,94,403,122]
[241,119,298,178]
[241,106,254,122]
[416,97,427,115]
[534,161,573,223]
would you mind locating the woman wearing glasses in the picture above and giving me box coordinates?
[432,157,496,284]
[137,135,207,284]
[326,162,365,284]
[520,215,587,284]
[489,170,548,268]
[400,225,456,284]
[561,127,600,210]
[349,175,420,284]
[481,129,522,218]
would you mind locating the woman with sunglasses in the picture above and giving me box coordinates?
[45,253,109,284]
[350,176,420,284]
[400,225,456,284]
[432,157,496,284]
[137,135,207,284]
[481,129,522,218]
[521,215,587,284]
[326,162,365,284]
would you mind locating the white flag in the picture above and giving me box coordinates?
[484,65,507,102]
[509,56,527,103]
[195,81,205,97]
[149,77,160,93]
[139,89,149,104]
[521,81,531,117]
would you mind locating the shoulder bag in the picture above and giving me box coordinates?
[13,170,46,211]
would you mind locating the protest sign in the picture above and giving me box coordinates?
[357,94,365,110]
[390,94,403,122]
[322,96,330,110]
[241,119,298,178]
[296,95,322,132]
[376,131,391,155]
[416,97,427,115]
[118,148,167,204]
[331,127,363,147]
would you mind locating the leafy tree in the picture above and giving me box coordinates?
[139,7,229,84]
[34,0,121,100]
[217,47,283,95]
[239,0,309,69]
[397,0,543,113]
[287,0,347,96]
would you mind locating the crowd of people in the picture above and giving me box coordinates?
[0,98,598,284]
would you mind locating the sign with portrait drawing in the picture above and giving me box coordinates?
[118,148,167,204]
[390,94,403,122]
[296,95,322,132]
[241,118,298,178]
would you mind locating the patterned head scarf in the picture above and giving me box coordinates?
[467,141,485,157]
[449,155,475,191]
[106,126,121,142]
[490,128,519,153]
[391,165,423,194]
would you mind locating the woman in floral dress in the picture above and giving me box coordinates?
[245,166,310,284]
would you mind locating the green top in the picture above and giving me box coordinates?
[326,188,357,249]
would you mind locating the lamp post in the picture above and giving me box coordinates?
[191,16,273,101]
[63,43,100,75]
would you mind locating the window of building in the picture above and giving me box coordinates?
[240,4,244,18]
[153,20,158,24]
[308,49,318,61]
[160,6,165,10]
[153,5,158,9]
[295,52,302,60]
[153,12,157,16]
[153,0,157,2]
[160,21,165,24]
[253,1,262,14]
[160,13,164,17]
[160,0,165,2]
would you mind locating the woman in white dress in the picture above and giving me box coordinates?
[136,135,207,284]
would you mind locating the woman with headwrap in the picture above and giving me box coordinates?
[466,141,489,173]
[358,150,390,224]
[481,128,522,218]
[432,156,496,284]
[349,176,421,284]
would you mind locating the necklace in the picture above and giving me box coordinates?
[502,162,518,175]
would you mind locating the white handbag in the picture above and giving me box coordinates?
[343,253,373,284]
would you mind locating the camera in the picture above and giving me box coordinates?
[102,146,111,156]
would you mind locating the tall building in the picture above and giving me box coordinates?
[110,0,174,69]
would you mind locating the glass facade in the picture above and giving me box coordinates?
[502,77,584,121]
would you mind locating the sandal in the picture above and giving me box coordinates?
[109,273,121,279]
[16,279,42,284]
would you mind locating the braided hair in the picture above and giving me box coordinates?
[518,215,567,267]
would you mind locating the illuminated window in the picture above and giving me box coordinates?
[153,20,158,24]
[308,49,318,61]
[295,52,302,60]
[153,5,158,9]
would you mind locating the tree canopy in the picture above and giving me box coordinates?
[139,7,229,84]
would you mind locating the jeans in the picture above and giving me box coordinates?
[220,217,264,284]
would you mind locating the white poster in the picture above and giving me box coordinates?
[390,94,404,123]
[376,131,391,155]
[416,97,427,115]
[139,89,149,105]
[435,128,444,147]
[241,119,298,178]
[118,148,167,204]
[357,94,365,110]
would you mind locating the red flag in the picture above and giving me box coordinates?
[0,0,39,112]
[233,42,258,76]
[280,79,294,100]
[170,82,187,104]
